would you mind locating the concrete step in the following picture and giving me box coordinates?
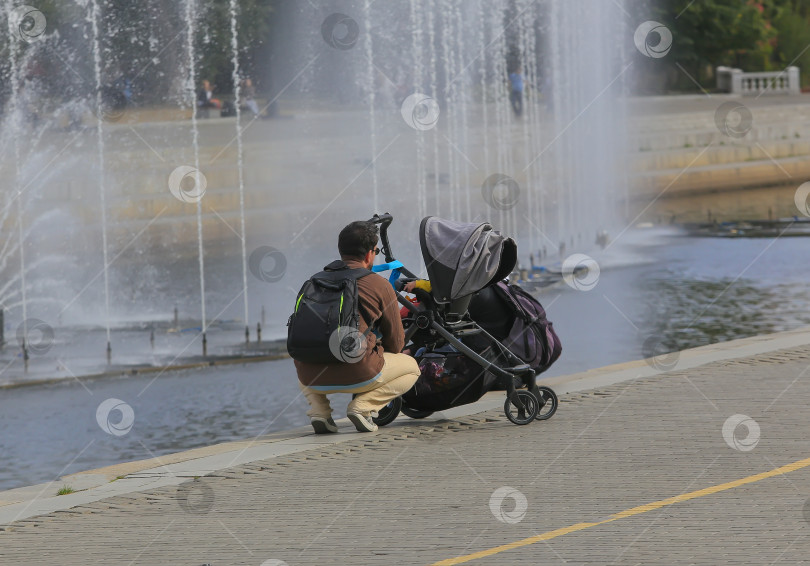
[631,120,810,152]
[632,139,810,172]
[631,154,810,199]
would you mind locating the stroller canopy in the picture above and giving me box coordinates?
[419,216,517,303]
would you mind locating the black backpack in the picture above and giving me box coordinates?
[287,260,374,364]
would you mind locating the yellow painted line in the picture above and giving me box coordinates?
[432,456,810,566]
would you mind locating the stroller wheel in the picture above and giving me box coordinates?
[534,386,558,421]
[401,406,434,419]
[372,397,402,427]
[503,390,539,425]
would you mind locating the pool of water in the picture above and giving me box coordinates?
[2,229,809,491]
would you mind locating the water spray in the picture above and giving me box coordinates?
[185,0,208,356]
[230,0,251,346]
[90,0,113,363]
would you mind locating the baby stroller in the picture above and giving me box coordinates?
[366,213,558,426]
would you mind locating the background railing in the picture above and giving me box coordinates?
[716,66,801,96]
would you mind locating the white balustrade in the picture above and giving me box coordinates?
[716,66,800,96]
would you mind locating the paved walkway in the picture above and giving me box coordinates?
[2,330,810,565]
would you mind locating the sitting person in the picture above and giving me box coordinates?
[197,80,220,116]
[240,77,260,117]
[295,221,421,433]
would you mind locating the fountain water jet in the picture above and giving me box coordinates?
[409,0,426,220]
[426,3,441,216]
[184,0,208,356]
[229,0,251,343]
[365,0,380,212]
[0,0,632,378]
[89,0,113,363]
[5,0,30,364]
[274,0,628,260]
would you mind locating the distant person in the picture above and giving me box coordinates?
[289,221,420,433]
[112,72,133,105]
[509,65,524,118]
[197,79,219,117]
[240,78,260,117]
[121,77,133,105]
[18,81,40,127]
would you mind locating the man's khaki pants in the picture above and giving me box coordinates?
[299,353,420,418]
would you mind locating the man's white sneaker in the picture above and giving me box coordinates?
[311,416,339,434]
[347,411,378,432]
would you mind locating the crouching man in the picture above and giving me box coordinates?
[290,220,420,433]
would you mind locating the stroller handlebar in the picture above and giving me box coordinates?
[367,213,417,279]
[367,213,393,225]
[367,213,395,262]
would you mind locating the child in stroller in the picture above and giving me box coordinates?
[363,213,558,426]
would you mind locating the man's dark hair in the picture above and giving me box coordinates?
[338,221,379,260]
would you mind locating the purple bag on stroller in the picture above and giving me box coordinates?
[492,281,562,374]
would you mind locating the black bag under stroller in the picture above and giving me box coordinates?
[365,213,559,426]
[401,332,506,413]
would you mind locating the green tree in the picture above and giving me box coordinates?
[657,0,774,85]
[194,0,275,97]
[1,0,276,109]
[632,0,810,91]
[770,0,810,84]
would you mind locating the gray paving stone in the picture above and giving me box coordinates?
[1,342,810,565]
